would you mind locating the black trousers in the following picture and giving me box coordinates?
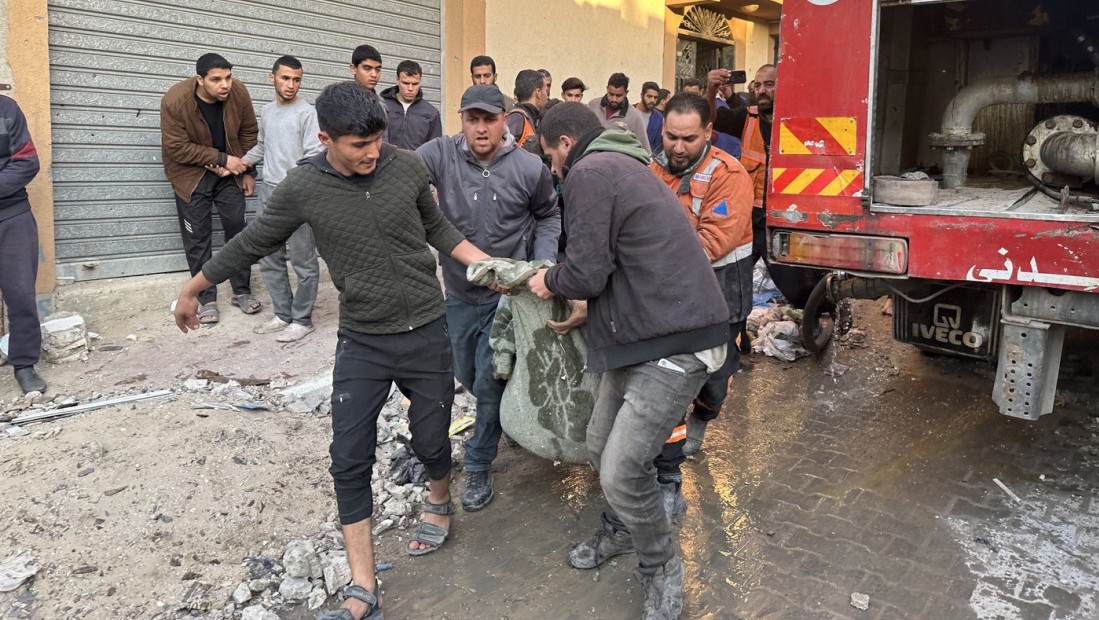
[0,210,41,368]
[329,318,455,525]
[174,171,250,304]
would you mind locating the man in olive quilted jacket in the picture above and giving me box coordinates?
[173,81,493,620]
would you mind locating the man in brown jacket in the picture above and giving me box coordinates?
[160,53,259,325]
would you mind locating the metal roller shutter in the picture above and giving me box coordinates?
[48,0,442,280]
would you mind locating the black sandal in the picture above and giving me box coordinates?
[315,580,382,620]
[406,497,454,557]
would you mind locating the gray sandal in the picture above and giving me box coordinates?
[406,497,454,557]
[315,581,382,620]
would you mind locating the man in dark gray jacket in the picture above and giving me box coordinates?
[529,102,728,620]
[380,60,442,151]
[416,84,560,512]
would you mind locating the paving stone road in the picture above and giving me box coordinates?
[288,302,1099,620]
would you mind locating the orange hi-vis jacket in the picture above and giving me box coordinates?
[650,144,755,267]
[739,106,768,211]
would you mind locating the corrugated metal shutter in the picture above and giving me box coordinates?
[48,0,442,280]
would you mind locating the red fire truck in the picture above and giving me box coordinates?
[767,0,1099,420]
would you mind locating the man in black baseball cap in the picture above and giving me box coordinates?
[458,83,507,115]
[416,84,560,512]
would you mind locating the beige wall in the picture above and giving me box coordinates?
[444,0,674,133]
[1,0,55,295]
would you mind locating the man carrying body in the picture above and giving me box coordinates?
[636,81,663,155]
[416,85,559,512]
[530,102,728,620]
[506,69,549,149]
[587,73,651,154]
[380,60,442,151]
[0,96,47,394]
[651,92,754,454]
[470,55,515,109]
[175,82,493,620]
[242,55,324,342]
[160,53,259,326]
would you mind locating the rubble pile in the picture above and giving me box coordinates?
[157,382,475,619]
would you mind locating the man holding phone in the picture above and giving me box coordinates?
[708,65,774,262]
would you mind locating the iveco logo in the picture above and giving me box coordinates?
[912,304,985,349]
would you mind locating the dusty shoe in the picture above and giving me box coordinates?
[462,470,493,511]
[637,556,684,620]
[683,417,709,455]
[14,367,46,394]
[568,526,634,569]
[276,322,315,342]
[661,556,685,618]
[659,478,687,521]
[254,316,290,334]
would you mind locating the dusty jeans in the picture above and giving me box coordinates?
[589,353,710,570]
[256,181,319,325]
[445,294,507,472]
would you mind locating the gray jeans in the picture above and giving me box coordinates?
[589,353,710,570]
[256,181,319,325]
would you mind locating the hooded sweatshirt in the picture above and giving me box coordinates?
[202,145,466,334]
[416,132,560,305]
[544,129,728,372]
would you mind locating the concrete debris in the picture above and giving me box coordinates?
[40,312,89,363]
[850,591,870,611]
[307,585,328,610]
[231,582,252,605]
[322,553,352,596]
[191,378,477,618]
[283,540,322,579]
[0,552,39,592]
[278,576,313,601]
[183,379,211,391]
[240,605,280,620]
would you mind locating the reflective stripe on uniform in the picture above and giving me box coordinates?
[665,424,687,444]
[689,156,726,216]
[711,241,754,268]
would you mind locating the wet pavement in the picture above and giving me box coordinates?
[344,302,1099,620]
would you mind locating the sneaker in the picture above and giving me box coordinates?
[253,317,289,334]
[568,525,634,569]
[14,367,46,394]
[659,479,688,521]
[462,470,494,511]
[637,556,684,620]
[683,417,708,456]
[276,322,315,342]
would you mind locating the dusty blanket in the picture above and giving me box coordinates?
[468,258,599,464]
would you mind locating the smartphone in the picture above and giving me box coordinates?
[729,70,747,85]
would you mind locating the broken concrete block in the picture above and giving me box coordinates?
[40,313,89,363]
[282,540,321,579]
[278,576,312,600]
[322,553,352,596]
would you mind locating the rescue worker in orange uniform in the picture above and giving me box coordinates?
[650,92,755,459]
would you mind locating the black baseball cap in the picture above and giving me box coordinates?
[459,84,506,114]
